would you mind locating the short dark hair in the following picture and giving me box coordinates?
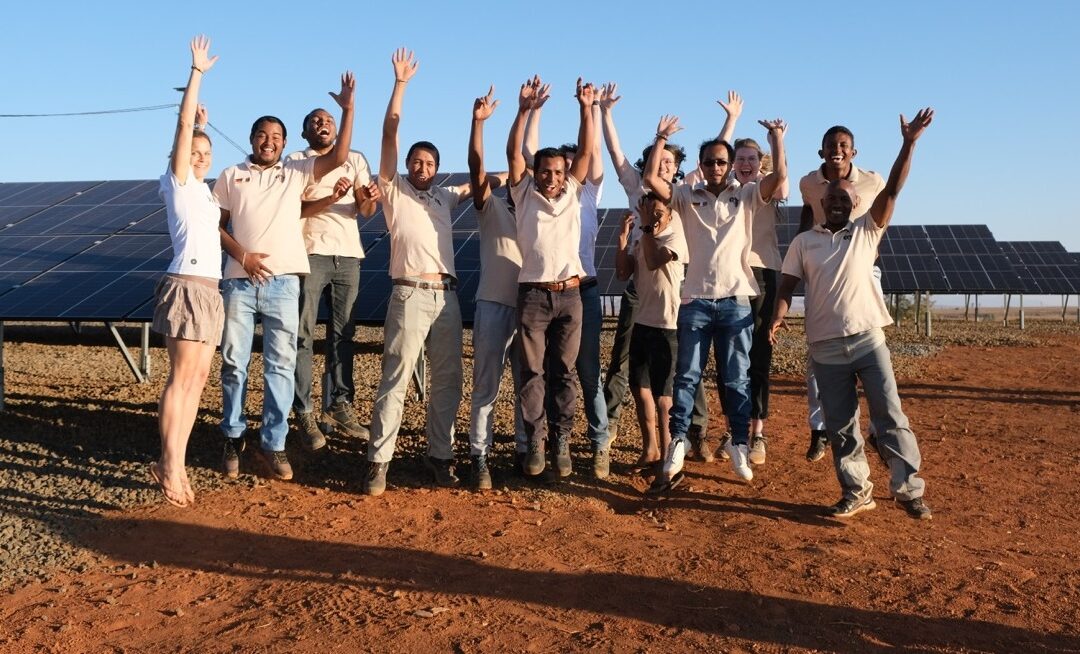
[698,138,734,163]
[406,141,440,168]
[634,143,687,181]
[302,108,329,133]
[192,130,213,147]
[558,143,578,157]
[641,190,670,207]
[250,115,287,141]
[533,147,564,171]
[822,125,855,148]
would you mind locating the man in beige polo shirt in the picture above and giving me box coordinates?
[215,72,356,482]
[287,107,380,452]
[362,49,473,497]
[507,76,595,478]
[771,108,935,520]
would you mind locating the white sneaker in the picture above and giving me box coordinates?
[662,437,689,479]
[725,442,754,481]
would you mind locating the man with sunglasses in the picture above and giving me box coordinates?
[643,115,787,490]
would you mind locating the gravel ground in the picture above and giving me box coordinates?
[0,318,1069,588]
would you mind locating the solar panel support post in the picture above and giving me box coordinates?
[140,324,150,379]
[1003,294,1011,325]
[974,295,980,323]
[105,322,147,384]
[914,291,922,334]
[1063,295,1070,323]
[924,299,932,338]
[412,347,426,402]
[0,322,5,412]
[1019,294,1025,331]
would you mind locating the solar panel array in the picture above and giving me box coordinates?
[1,178,1078,324]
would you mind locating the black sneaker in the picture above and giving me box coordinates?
[900,497,932,520]
[363,461,389,496]
[471,455,492,491]
[826,496,876,518]
[321,402,369,441]
[553,434,572,477]
[295,412,327,452]
[689,424,715,463]
[806,429,828,462]
[591,447,610,480]
[526,438,546,476]
[222,437,245,479]
[748,433,767,465]
[424,456,460,488]
[715,432,732,461]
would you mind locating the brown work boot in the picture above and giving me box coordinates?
[294,412,326,452]
[222,437,245,479]
[689,424,715,463]
[424,456,460,488]
[322,401,369,441]
[258,448,293,481]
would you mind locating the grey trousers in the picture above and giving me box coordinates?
[294,254,361,414]
[367,283,463,463]
[469,300,526,456]
[812,342,925,502]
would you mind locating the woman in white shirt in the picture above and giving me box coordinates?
[149,36,224,507]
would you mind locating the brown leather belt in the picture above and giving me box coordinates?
[393,278,457,291]
[522,276,581,292]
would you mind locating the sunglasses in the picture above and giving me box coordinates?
[701,158,729,168]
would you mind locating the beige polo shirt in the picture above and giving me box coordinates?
[748,200,784,271]
[799,165,884,226]
[781,213,894,344]
[213,157,316,279]
[670,180,762,299]
[378,173,459,279]
[286,149,372,259]
[476,195,523,307]
[614,164,687,233]
[631,223,688,330]
[510,173,585,283]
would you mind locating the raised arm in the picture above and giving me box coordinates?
[171,36,218,183]
[587,102,603,184]
[507,77,539,185]
[380,48,418,183]
[469,86,499,208]
[642,115,683,203]
[598,83,632,178]
[615,213,635,281]
[769,273,801,345]
[755,119,788,202]
[869,107,934,229]
[313,71,355,182]
[716,90,743,144]
[568,79,595,184]
[521,77,549,168]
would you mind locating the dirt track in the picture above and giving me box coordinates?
[1,321,1078,653]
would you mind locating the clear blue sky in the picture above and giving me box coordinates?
[3,0,1079,255]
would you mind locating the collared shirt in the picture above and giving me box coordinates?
[631,222,688,330]
[578,180,603,277]
[286,148,372,259]
[781,213,894,344]
[614,164,685,229]
[159,168,222,279]
[378,173,460,279]
[510,173,585,283]
[799,164,884,226]
[670,179,762,299]
[748,199,784,271]
[476,195,523,307]
[213,156,316,279]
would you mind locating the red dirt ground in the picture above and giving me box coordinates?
[2,329,1079,653]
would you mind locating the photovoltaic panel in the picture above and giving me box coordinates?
[122,208,169,234]
[0,183,40,204]
[999,241,1080,294]
[0,181,101,207]
[53,234,173,272]
[0,272,39,297]
[2,203,161,236]
[925,224,1024,292]
[58,180,148,206]
[0,270,158,320]
[0,235,103,272]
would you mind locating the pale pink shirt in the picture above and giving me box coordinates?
[631,223,688,330]
[510,173,585,283]
[799,165,885,226]
[286,149,372,259]
[378,173,460,279]
[476,195,523,307]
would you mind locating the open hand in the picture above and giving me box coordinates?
[900,107,934,143]
[329,71,355,109]
[718,90,742,119]
[656,114,683,139]
[598,82,621,110]
[473,85,499,121]
[242,252,273,285]
[758,118,787,134]
[392,48,418,82]
[190,35,218,73]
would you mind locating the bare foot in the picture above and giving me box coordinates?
[149,462,188,508]
[634,453,661,469]
[180,469,195,505]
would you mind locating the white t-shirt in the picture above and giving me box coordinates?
[159,169,222,279]
[578,180,603,277]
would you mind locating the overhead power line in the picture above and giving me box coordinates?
[0,103,179,118]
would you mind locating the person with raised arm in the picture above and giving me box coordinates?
[643,114,787,490]
[466,87,524,489]
[361,49,473,497]
[213,66,355,482]
[507,76,595,479]
[597,84,724,464]
[286,101,381,453]
[770,109,935,520]
[521,81,611,478]
[150,36,222,507]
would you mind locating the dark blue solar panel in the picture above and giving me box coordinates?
[53,234,172,273]
[122,208,169,234]
[59,180,147,206]
[0,271,39,297]
[0,183,39,204]
[0,270,158,320]
[0,181,101,207]
[3,203,161,236]
[0,235,103,272]
[999,241,1080,294]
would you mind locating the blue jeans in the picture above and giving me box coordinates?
[220,275,301,452]
[469,300,525,456]
[668,297,753,444]
[577,281,610,449]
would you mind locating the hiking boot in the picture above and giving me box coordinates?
[322,402,369,441]
[716,432,732,461]
[222,437,245,479]
[806,429,829,462]
[826,495,877,518]
[295,412,327,452]
[725,441,754,481]
[258,448,293,481]
[689,424,715,463]
[525,438,546,476]
[363,461,389,496]
[592,447,610,480]
[424,456,460,488]
[513,451,528,477]
[748,434,767,465]
[553,434,572,478]
[471,455,492,491]
[900,497,933,520]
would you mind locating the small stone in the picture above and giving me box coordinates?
[414,609,435,618]
[173,607,185,617]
